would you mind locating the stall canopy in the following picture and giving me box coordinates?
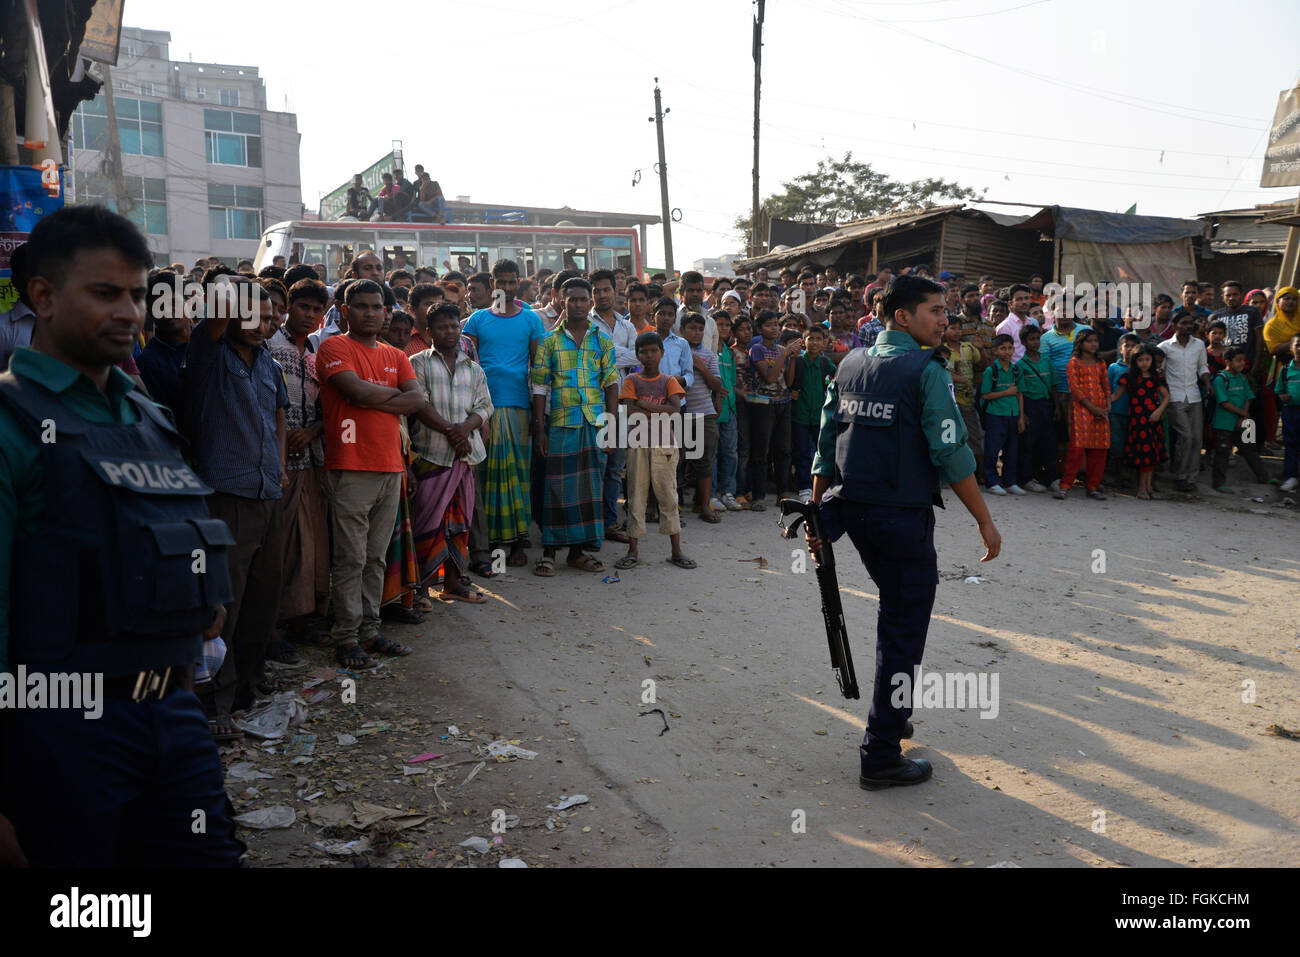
[1016,205,1205,294]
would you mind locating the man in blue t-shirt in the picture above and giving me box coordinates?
[462,260,546,571]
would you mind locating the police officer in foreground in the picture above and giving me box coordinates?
[0,205,242,866]
[807,275,1002,790]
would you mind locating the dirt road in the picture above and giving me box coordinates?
[238,480,1300,868]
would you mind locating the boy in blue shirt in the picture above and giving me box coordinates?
[1107,334,1141,482]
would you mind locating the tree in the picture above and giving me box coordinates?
[736,152,986,252]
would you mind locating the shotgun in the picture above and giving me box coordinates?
[777,497,859,699]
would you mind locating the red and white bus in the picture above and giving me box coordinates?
[254,220,643,280]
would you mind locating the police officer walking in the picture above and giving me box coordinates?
[0,206,243,866]
[808,275,1001,790]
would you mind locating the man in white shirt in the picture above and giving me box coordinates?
[590,269,638,543]
[995,284,1039,362]
[1158,312,1211,492]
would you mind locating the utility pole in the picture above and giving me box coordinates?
[651,78,674,274]
[750,0,765,259]
[98,64,133,215]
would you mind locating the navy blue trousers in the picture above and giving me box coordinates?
[982,413,1019,487]
[0,687,244,867]
[832,502,939,769]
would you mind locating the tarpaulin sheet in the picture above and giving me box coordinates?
[1059,239,1196,300]
[1022,206,1203,244]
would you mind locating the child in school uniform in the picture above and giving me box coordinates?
[1014,324,1055,492]
[790,324,837,501]
[617,331,694,569]
[980,333,1025,495]
[1109,345,1170,499]
[1210,345,1275,493]
[1107,333,1141,482]
[1277,334,1300,492]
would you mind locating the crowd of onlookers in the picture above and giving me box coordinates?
[10,230,1294,741]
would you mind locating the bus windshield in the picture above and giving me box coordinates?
[254,221,642,280]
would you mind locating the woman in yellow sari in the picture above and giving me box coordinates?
[1262,286,1300,446]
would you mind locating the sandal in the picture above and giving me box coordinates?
[439,584,487,604]
[748,502,767,512]
[698,510,722,524]
[413,593,435,613]
[210,713,244,742]
[381,603,424,624]
[533,556,555,577]
[468,560,497,578]
[566,553,605,573]
[336,643,379,670]
[506,547,529,567]
[362,635,413,657]
[614,554,640,570]
[604,528,631,544]
[666,554,697,569]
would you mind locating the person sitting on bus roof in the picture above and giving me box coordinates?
[367,173,397,221]
[413,166,447,224]
[345,174,372,220]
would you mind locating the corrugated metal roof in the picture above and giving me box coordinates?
[734,205,964,272]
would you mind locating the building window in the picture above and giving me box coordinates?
[196,86,206,99]
[69,94,164,156]
[204,109,262,167]
[208,183,264,240]
[73,173,168,236]
[219,88,240,106]
[139,81,155,96]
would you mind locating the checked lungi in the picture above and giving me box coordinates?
[478,406,532,545]
[411,458,475,585]
[540,420,606,547]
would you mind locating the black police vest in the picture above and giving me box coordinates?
[828,347,944,509]
[0,372,234,677]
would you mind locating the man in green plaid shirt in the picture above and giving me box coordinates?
[529,277,618,576]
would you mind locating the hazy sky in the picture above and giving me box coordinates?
[126,0,1300,269]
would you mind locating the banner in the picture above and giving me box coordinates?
[0,163,65,314]
[1261,87,1300,188]
[319,149,403,220]
[80,0,126,66]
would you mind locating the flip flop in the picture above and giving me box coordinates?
[362,635,413,657]
[439,585,487,604]
[210,713,244,743]
[666,555,697,569]
[468,560,498,578]
[614,555,640,570]
[335,643,378,670]
[566,553,605,573]
[533,557,555,577]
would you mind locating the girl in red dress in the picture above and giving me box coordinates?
[1109,346,1171,499]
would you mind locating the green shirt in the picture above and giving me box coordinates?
[0,348,142,673]
[1211,369,1255,431]
[980,362,1020,417]
[1014,353,1054,401]
[812,329,976,485]
[717,342,737,425]
[1278,360,1300,407]
[791,352,836,426]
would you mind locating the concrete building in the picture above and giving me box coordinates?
[67,26,302,268]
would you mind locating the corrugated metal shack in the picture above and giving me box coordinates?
[733,205,1050,285]
[1196,200,1295,292]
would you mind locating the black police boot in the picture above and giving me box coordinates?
[859,757,933,791]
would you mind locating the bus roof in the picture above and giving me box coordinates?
[266,220,640,236]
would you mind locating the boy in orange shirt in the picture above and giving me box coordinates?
[615,331,696,570]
